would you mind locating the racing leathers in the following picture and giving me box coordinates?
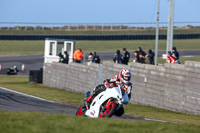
[104,75,132,101]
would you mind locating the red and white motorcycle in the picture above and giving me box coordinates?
[76,85,129,118]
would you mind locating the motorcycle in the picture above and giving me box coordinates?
[7,66,19,75]
[76,84,129,118]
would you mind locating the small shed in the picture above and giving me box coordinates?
[44,38,75,63]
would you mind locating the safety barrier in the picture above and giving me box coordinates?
[0,33,200,40]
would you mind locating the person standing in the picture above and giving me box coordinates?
[167,51,176,64]
[58,52,64,63]
[145,49,155,65]
[92,52,100,64]
[113,50,122,64]
[73,49,84,63]
[137,47,146,63]
[64,51,69,64]
[122,48,130,65]
[172,47,179,60]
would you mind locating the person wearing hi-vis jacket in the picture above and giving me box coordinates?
[73,48,84,63]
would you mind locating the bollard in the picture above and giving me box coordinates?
[21,64,25,71]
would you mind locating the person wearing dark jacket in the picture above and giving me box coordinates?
[113,50,122,64]
[137,47,146,63]
[172,47,179,60]
[145,49,155,65]
[92,52,100,64]
[58,52,64,63]
[122,48,130,65]
[133,51,139,63]
[64,51,69,64]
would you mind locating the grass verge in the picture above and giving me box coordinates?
[1,110,200,133]
[0,39,200,57]
[0,75,200,132]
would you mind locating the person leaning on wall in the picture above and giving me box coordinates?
[73,48,84,63]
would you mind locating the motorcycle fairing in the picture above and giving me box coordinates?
[85,86,122,118]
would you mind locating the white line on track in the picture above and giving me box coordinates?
[0,87,55,103]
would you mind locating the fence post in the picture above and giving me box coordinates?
[102,23,104,31]
[7,22,10,30]
[186,22,188,29]
[0,22,1,30]
[98,65,103,85]
[42,24,44,31]
[111,23,113,31]
[128,23,130,30]
[51,24,53,30]
[136,23,138,30]
[16,23,18,30]
[85,24,87,31]
[25,23,27,31]
[77,24,79,31]
[34,24,36,31]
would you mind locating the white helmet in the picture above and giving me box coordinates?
[119,69,131,84]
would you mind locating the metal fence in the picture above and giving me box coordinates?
[0,22,200,31]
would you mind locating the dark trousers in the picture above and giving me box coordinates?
[75,60,81,63]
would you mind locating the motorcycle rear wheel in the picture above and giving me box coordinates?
[99,101,118,118]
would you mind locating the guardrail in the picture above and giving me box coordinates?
[0,33,200,40]
[0,22,200,31]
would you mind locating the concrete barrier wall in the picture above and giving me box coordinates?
[43,61,200,115]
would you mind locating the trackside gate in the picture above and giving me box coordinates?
[44,38,75,63]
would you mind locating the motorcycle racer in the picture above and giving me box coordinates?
[85,69,132,116]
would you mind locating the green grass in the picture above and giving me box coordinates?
[0,39,200,57]
[0,75,200,133]
[1,110,200,133]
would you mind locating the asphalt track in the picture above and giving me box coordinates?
[0,50,200,75]
[0,87,165,121]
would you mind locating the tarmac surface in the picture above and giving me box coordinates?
[0,87,158,121]
[0,50,200,75]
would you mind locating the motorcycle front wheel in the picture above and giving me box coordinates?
[99,101,118,118]
[76,104,87,116]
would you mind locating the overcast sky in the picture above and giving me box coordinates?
[1,0,199,23]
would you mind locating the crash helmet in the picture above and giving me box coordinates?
[119,69,131,84]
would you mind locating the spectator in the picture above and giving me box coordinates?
[122,48,130,65]
[139,53,145,64]
[172,47,179,60]
[88,52,93,63]
[113,50,122,64]
[133,51,139,63]
[58,52,64,63]
[167,51,180,64]
[137,47,146,57]
[92,52,101,64]
[64,51,69,64]
[145,49,155,65]
[73,48,84,63]
[137,47,146,63]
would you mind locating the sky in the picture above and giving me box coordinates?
[0,0,200,24]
